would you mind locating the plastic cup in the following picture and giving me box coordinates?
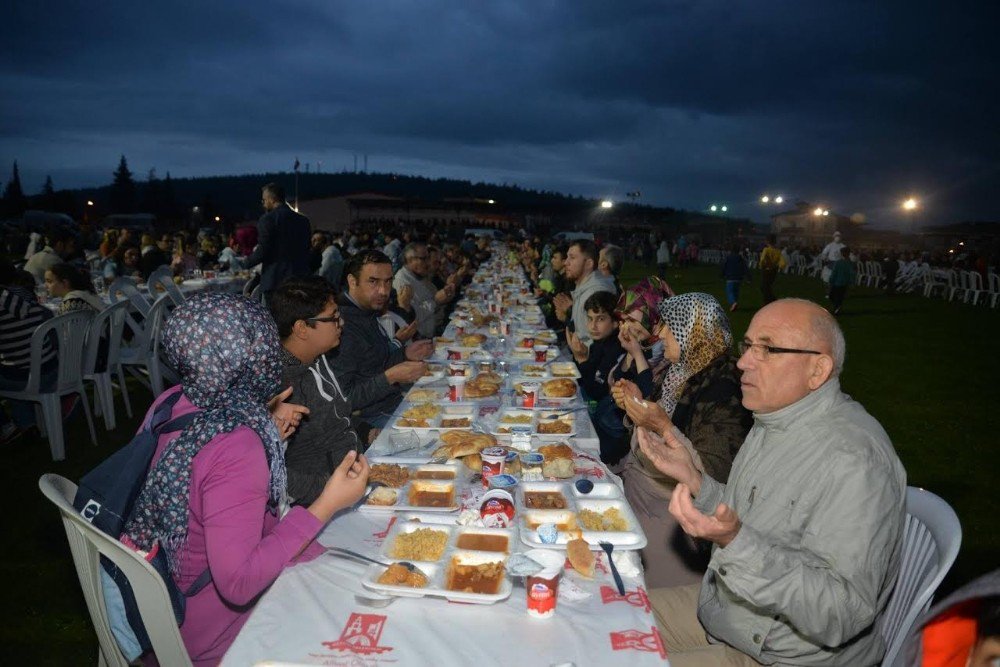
[448,362,468,377]
[455,319,466,335]
[480,446,508,488]
[524,549,565,618]
[447,348,463,360]
[522,336,535,349]
[447,375,467,402]
[533,345,549,363]
[521,382,540,408]
[500,320,512,336]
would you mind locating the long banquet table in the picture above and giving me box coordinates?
[221,252,669,666]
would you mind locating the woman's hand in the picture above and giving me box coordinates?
[397,284,414,311]
[622,392,671,433]
[610,379,641,410]
[618,323,644,358]
[269,386,309,439]
[395,318,418,343]
[637,426,701,493]
[309,450,370,522]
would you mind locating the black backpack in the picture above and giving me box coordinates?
[73,391,211,660]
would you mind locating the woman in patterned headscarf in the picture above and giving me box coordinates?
[124,292,369,665]
[612,292,751,588]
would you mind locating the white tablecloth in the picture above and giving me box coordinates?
[222,266,669,666]
[222,484,668,667]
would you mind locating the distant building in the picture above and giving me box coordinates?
[770,201,857,247]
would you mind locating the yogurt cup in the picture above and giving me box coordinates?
[480,446,508,488]
[480,489,515,528]
[448,362,468,377]
[447,375,467,402]
[447,348,463,360]
[488,473,518,491]
[524,549,566,618]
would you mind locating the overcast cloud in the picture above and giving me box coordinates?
[1,0,997,225]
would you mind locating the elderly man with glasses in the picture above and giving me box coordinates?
[637,298,906,666]
[392,241,455,338]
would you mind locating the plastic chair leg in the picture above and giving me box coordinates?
[78,388,98,446]
[115,364,133,419]
[96,376,116,431]
[41,395,64,461]
[35,403,47,438]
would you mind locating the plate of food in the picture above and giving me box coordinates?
[360,461,463,513]
[512,377,579,402]
[547,362,581,379]
[414,363,445,385]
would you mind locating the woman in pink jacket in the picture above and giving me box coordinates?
[124,292,369,665]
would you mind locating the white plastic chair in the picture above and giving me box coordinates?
[964,271,984,305]
[0,311,97,460]
[38,474,193,667]
[107,276,151,317]
[148,265,186,307]
[120,295,174,398]
[878,486,962,667]
[83,301,132,430]
[988,272,1000,308]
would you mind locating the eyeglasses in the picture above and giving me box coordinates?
[738,341,822,361]
[307,313,344,327]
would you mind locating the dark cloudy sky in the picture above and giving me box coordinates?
[2,1,998,226]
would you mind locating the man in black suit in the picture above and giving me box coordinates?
[245,182,311,298]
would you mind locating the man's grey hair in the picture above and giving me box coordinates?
[784,298,846,375]
[403,241,426,261]
[601,244,624,276]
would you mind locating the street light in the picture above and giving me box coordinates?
[721,205,728,212]
[774,196,784,204]
[488,199,495,205]
[600,200,613,209]
[710,204,718,212]
[813,207,824,216]
[902,197,919,211]
[761,195,770,203]
[86,200,94,207]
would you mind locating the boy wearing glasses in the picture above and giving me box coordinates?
[269,277,377,505]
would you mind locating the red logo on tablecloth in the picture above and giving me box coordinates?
[322,613,394,655]
[574,465,605,479]
[601,585,651,613]
[609,626,667,659]
[577,452,601,464]
[373,516,397,539]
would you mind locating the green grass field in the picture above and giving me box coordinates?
[3,260,998,664]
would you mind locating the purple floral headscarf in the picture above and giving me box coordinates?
[124,292,285,572]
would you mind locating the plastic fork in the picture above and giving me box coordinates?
[599,541,626,595]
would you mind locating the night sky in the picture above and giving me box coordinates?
[2,1,998,226]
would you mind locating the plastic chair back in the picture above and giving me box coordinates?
[84,301,128,375]
[148,266,186,307]
[879,486,962,666]
[4,311,94,395]
[107,277,151,317]
[38,474,193,667]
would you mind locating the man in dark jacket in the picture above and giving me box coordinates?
[325,250,432,428]
[245,182,311,297]
[269,277,375,505]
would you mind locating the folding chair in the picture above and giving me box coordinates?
[0,311,97,460]
[878,486,962,666]
[38,474,193,667]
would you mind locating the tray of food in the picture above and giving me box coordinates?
[511,377,579,402]
[460,371,503,399]
[414,363,445,385]
[405,386,448,403]
[360,461,465,513]
[433,346,494,362]
[547,361,582,379]
[491,409,575,437]
[516,363,550,378]
[392,403,479,430]
[361,517,515,604]
[517,484,646,551]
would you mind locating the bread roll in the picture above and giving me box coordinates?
[538,443,575,478]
